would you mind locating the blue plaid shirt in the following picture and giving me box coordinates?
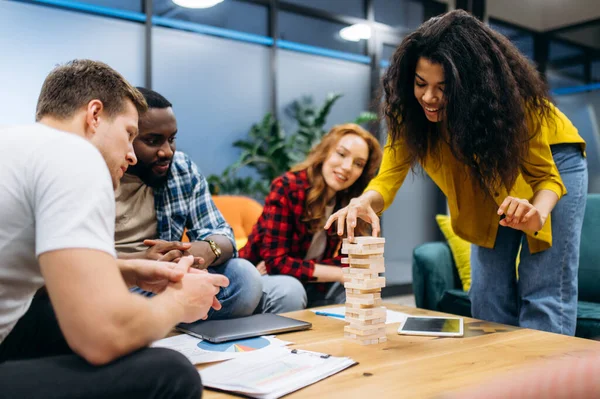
[154,151,237,255]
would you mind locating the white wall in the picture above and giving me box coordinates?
[276,50,371,131]
[152,26,271,177]
[0,1,144,124]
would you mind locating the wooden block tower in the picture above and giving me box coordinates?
[341,237,387,345]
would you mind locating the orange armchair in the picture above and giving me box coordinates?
[182,195,263,250]
[212,195,263,249]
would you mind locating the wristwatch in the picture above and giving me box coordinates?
[203,239,222,262]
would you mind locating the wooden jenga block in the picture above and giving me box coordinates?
[342,265,385,278]
[346,315,381,325]
[346,314,386,325]
[347,321,386,331]
[341,257,384,265]
[347,316,386,325]
[342,261,385,273]
[344,332,387,343]
[343,276,383,285]
[341,245,385,255]
[345,294,380,305]
[347,253,383,260]
[343,237,386,245]
[344,325,386,336]
[345,288,362,294]
[353,288,383,294]
[345,298,383,308]
[345,294,381,306]
[345,287,381,295]
[342,271,383,283]
[345,308,385,318]
[341,267,381,278]
[342,242,385,250]
[341,238,385,253]
[344,277,386,290]
[345,306,386,318]
[346,292,381,300]
[343,276,378,284]
[365,317,386,325]
[341,239,384,248]
[344,274,385,285]
[346,264,385,273]
[343,256,384,269]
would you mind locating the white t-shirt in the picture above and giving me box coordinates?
[0,123,116,344]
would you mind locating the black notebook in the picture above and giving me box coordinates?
[176,313,312,343]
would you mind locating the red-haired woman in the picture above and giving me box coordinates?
[240,123,382,311]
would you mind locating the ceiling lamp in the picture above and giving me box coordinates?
[172,0,225,8]
[339,23,371,42]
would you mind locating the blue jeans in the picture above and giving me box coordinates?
[256,275,307,313]
[254,276,347,312]
[132,258,263,320]
[205,258,263,319]
[470,144,587,335]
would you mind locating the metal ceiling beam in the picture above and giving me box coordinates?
[546,17,600,35]
[236,0,411,36]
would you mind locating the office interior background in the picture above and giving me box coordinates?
[2,0,599,294]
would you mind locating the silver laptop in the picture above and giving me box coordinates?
[176,313,312,343]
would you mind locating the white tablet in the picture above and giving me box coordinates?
[397,316,464,337]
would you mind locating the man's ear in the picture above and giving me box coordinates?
[84,99,104,137]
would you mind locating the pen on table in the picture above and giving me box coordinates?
[290,348,331,358]
[315,311,345,319]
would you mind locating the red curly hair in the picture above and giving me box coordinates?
[291,123,382,234]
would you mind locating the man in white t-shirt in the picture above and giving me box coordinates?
[0,59,228,398]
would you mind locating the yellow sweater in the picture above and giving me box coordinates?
[365,104,585,253]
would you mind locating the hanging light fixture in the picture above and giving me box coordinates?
[339,23,371,42]
[172,0,225,8]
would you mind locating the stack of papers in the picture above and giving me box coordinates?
[200,346,357,399]
[152,334,291,364]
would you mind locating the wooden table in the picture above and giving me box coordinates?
[199,304,600,398]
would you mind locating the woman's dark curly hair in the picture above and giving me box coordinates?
[382,9,554,194]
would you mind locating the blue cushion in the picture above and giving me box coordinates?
[578,194,600,302]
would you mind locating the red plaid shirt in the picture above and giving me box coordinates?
[239,170,343,284]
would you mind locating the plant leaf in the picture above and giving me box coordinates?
[353,111,378,125]
[314,93,343,127]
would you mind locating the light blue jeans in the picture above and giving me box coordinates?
[256,275,307,313]
[470,144,587,335]
[255,276,348,312]
[131,258,263,320]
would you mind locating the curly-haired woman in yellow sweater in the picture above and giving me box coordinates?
[326,10,587,335]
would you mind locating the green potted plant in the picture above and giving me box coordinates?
[207,93,377,199]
